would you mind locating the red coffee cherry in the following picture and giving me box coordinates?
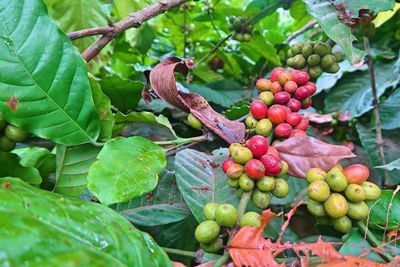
[284,81,298,94]
[295,118,309,131]
[268,105,287,124]
[245,159,266,180]
[290,129,307,137]
[301,97,312,109]
[247,135,268,158]
[275,123,293,138]
[286,112,302,126]
[270,67,285,82]
[222,158,235,173]
[278,70,292,85]
[250,100,268,120]
[287,99,301,112]
[271,81,282,94]
[294,86,311,100]
[291,70,309,86]
[260,154,282,175]
[273,92,291,105]
[304,82,316,95]
[256,78,272,92]
[267,146,280,158]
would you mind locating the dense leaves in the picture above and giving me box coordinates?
[0,152,42,185]
[367,188,400,230]
[0,0,100,145]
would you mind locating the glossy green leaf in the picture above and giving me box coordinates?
[115,168,190,226]
[13,147,55,179]
[223,101,250,120]
[367,189,400,230]
[0,177,172,267]
[376,158,400,171]
[137,23,155,54]
[289,0,313,30]
[54,144,101,198]
[304,0,365,63]
[339,1,395,18]
[44,0,108,51]
[88,137,167,205]
[379,88,400,130]
[356,124,400,184]
[99,75,144,113]
[245,0,286,19]
[242,32,281,66]
[0,0,100,145]
[90,77,114,141]
[113,111,179,138]
[175,148,240,223]
[324,61,400,118]
[0,152,42,185]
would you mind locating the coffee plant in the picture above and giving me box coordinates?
[0,0,399,266]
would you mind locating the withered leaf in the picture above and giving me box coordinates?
[145,57,245,144]
[274,136,356,178]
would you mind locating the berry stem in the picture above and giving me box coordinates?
[161,247,197,258]
[356,221,394,262]
[363,36,389,186]
[154,135,209,146]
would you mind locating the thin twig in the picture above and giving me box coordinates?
[209,11,222,38]
[76,0,188,61]
[68,27,113,40]
[363,36,389,186]
[183,5,188,58]
[286,20,318,43]
[192,34,232,69]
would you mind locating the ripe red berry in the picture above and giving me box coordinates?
[256,78,272,92]
[260,154,282,175]
[286,113,302,126]
[304,82,316,95]
[275,123,293,138]
[290,129,307,137]
[295,118,309,131]
[247,135,268,158]
[294,86,311,100]
[301,97,312,109]
[284,81,298,94]
[278,71,292,85]
[271,81,282,94]
[270,67,285,82]
[287,99,301,112]
[245,159,266,180]
[273,92,291,105]
[268,105,287,124]
[267,146,280,158]
[186,58,194,67]
[250,100,268,120]
[222,158,235,173]
[291,70,309,86]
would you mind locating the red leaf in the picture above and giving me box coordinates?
[145,57,245,144]
[274,136,356,178]
[303,112,333,124]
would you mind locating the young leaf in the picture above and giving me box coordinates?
[0,152,42,185]
[114,169,191,226]
[0,0,100,145]
[87,137,167,205]
[274,136,355,178]
[145,57,246,144]
[13,147,56,179]
[0,177,172,266]
[54,144,101,198]
[175,148,239,223]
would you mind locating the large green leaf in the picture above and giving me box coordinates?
[115,167,190,226]
[324,61,400,118]
[90,77,114,141]
[99,75,144,113]
[304,0,365,63]
[44,0,108,51]
[0,152,42,185]
[379,88,400,130]
[376,158,400,171]
[54,144,101,197]
[13,147,55,179]
[338,1,395,18]
[245,0,286,19]
[175,148,240,223]
[356,124,400,184]
[88,137,167,205]
[241,32,281,66]
[136,23,155,55]
[0,0,100,145]
[0,177,172,267]
[367,189,400,230]
[113,111,179,138]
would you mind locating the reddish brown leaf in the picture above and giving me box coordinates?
[172,261,187,267]
[303,112,333,124]
[274,136,356,178]
[145,57,245,143]
[276,201,303,244]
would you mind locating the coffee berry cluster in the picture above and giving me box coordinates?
[247,67,314,139]
[0,114,29,152]
[287,41,343,79]
[228,16,253,42]
[306,164,381,233]
[195,203,262,252]
[222,135,289,209]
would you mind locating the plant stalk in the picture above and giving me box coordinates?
[162,247,197,258]
[154,135,209,146]
[356,221,394,262]
[363,37,389,186]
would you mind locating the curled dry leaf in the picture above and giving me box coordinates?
[303,111,351,124]
[144,57,245,144]
[274,136,356,178]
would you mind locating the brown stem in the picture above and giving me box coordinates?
[68,27,113,40]
[192,34,232,69]
[80,0,188,62]
[286,20,317,43]
[363,37,389,186]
